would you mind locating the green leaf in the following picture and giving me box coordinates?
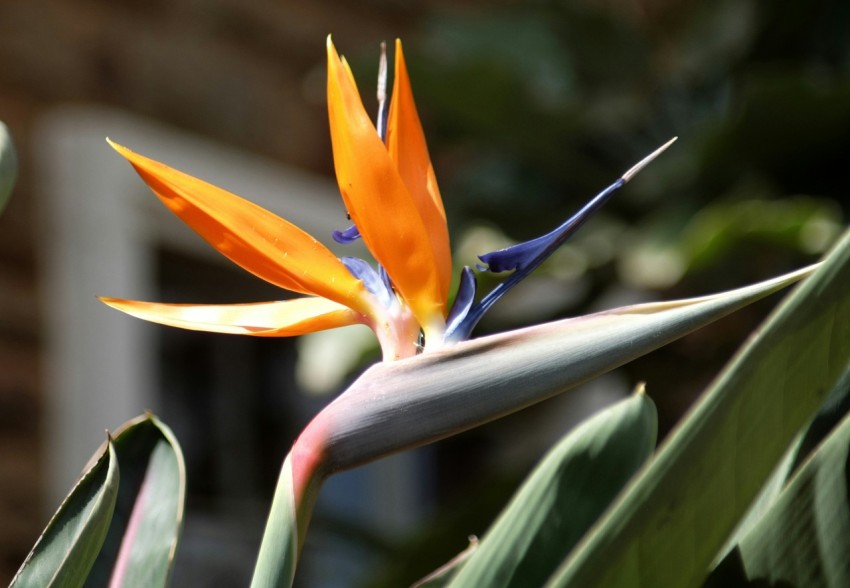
[705,366,850,586]
[85,414,186,587]
[711,434,800,563]
[250,453,299,588]
[787,364,850,474]
[11,440,120,588]
[0,121,17,215]
[315,263,814,473]
[716,363,850,560]
[546,227,850,587]
[446,390,657,588]
[10,414,184,588]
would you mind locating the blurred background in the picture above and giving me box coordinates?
[0,0,848,585]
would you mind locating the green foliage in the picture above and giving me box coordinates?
[414,228,850,588]
[706,368,850,586]
[12,415,184,588]
[547,227,850,586]
[11,444,118,588]
[85,415,185,587]
[445,391,657,588]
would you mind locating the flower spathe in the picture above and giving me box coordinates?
[101,36,674,361]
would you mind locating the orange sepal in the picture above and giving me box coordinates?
[107,140,373,317]
[99,296,364,337]
[326,38,446,333]
[386,39,451,307]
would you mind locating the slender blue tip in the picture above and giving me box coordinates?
[477,176,625,275]
[444,138,676,343]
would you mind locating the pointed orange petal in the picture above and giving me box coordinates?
[326,38,446,333]
[99,296,363,337]
[386,39,451,306]
[108,140,373,317]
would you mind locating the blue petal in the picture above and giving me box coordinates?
[333,224,362,244]
[479,177,624,274]
[444,267,477,342]
[477,137,677,275]
[477,232,552,273]
[341,257,394,309]
[449,176,627,342]
[446,140,676,343]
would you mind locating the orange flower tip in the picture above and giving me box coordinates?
[98,296,122,309]
[326,35,338,60]
[105,138,136,162]
[99,296,134,316]
[98,297,141,316]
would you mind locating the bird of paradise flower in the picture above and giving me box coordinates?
[100,37,674,362]
[17,35,827,588]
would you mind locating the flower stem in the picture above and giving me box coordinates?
[250,421,330,588]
